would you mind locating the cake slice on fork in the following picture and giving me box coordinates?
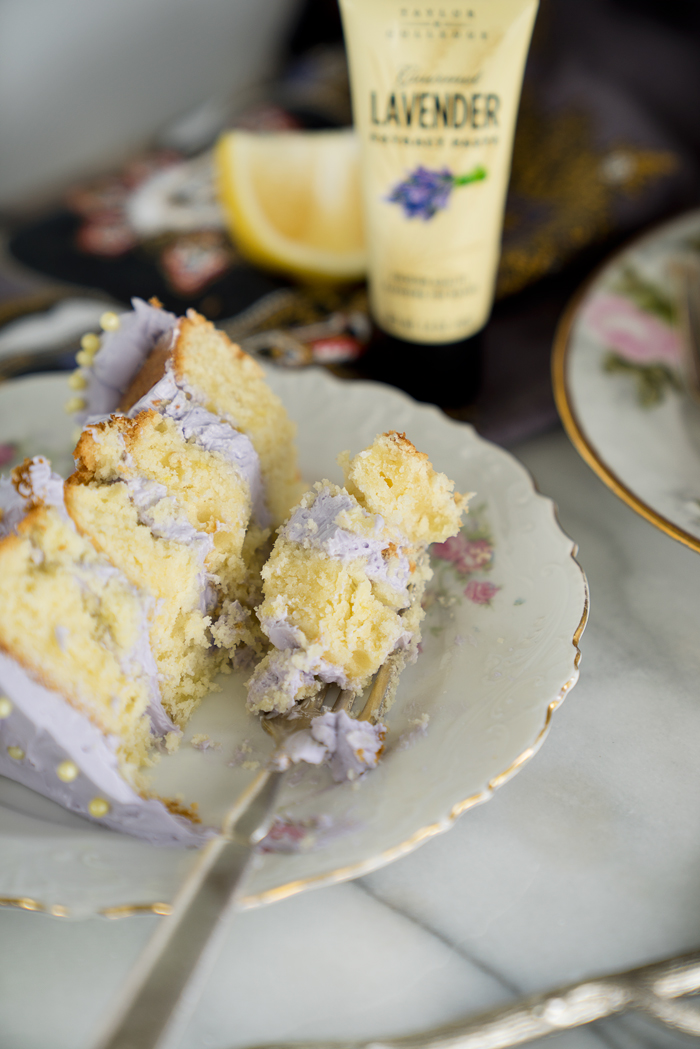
[246,431,469,724]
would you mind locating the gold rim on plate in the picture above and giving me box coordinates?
[552,219,700,557]
[0,358,589,919]
[1,563,589,920]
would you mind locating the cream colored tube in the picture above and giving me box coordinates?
[339,0,538,344]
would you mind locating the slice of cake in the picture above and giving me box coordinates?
[0,459,207,845]
[65,407,265,724]
[246,431,468,716]
[74,298,302,528]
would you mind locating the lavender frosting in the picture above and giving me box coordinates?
[249,485,417,713]
[69,553,175,738]
[246,648,353,714]
[0,458,175,738]
[129,366,270,529]
[118,598,173,739]
[0,652,210,847]
[80,298,178,423]
[0,456,68,537]
[313,709,386,781]
[259,616,305,651]
[277,710,386,782]
[282,487,411,603]
[121,472,218,615]
[78,299,271,528]
[246,650,321,712]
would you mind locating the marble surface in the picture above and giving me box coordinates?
[2,428,700,1049]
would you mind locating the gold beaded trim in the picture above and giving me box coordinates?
[65,311,120,416]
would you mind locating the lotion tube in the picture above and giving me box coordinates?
[339,0,538,344]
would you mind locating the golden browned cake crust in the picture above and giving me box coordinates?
[74,300,303,528]
[167,312,303,526]
[119,343,171,413]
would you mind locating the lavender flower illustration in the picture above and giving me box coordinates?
[387,164,487,220]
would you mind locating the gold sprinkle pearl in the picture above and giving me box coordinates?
[0,697,12,719]
[75,350,93,367]
[88,797,110,817]
[56,760,79,783]
[65,396,86,414]
[99,311,120,332]
[80,332,101,354]
[7,746,24,760]
[68,370,87,390]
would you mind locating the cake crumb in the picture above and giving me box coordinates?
[409,713,430,730]
[160,795,201,823]
[191,734,221,751]
[396,712,431,752]
[228,740,256,767]
[164,732,180,754]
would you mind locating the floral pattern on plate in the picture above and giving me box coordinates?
[582,266,684,406]
[556,206,700,552]
[0,370,586,918]
[427,503,501,624]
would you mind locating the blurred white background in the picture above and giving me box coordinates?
[0,0,300,207]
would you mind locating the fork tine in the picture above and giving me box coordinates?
[262,683,331,744]
[293,684,332,723]
[332,689,355,713]
[265,652,401,753]
[358,660,393,723]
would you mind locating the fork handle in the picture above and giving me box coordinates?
[95,769,282,1049]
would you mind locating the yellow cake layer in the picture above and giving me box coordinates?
[341,431,468,544]
[251,432,468,711]
[172,313,304,526]
[76,411,253,591]
[0,506,154,777]
[64,478,220,724]
[259,543,405,687]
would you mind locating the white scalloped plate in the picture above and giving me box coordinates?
[0,367,587,919]
[554,209,700,554]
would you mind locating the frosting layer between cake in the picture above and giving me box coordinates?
[0,652,211,847]
[128,365,270,530]
[79,299,178,423]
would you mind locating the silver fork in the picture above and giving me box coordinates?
[233,948,700,1049]
[94,668,392,1049]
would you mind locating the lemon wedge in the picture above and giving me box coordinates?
[215,128,366,283]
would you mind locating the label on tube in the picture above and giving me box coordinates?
[339,0,539,343]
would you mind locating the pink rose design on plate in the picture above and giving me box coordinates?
[582,292,683,366]
[464,580,500,605]
[432,534,493,575]
[0,444,16,467]
[258,818,308,853]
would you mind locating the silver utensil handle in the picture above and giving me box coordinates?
[242,950,700,1049]
[95,769,282,1049]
